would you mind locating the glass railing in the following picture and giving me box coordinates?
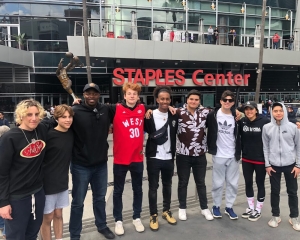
[73,21,300,52]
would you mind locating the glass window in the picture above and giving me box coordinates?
[219,3,229,12]
[153,10,167,23]
[189,1,201,10]
[30,4,51,16]
[19,4,31,15]
[0,3,19,15]
[230,4,242,14]
[122,0,137,6]
[246,6,256,15]
[188,13,201,24]
[50,4,72,18]
[200,2,212,11]
[137,9,151,21]
[201,14,216,26]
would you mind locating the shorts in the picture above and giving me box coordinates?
[43,190,69,214]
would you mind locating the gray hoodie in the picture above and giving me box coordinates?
[262,102,300,168]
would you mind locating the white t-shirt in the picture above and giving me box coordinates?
[208,28,214,35]
[151,109,172,160]
[215,109,235,158]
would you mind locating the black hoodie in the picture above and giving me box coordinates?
[239,115,270,163]
[71,103,114,167]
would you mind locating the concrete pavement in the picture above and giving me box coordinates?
[53,135,299,239]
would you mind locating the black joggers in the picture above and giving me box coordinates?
[176,154,208,210]
[270,164,299,218]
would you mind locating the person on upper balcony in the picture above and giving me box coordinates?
[272,33,280,49]
[207,26,214,44]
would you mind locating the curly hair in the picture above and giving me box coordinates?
[53,104,74,120]
[153,86,172,99]
[15,99,45,125]
[122,82,141,95]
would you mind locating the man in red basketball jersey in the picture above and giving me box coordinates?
[112,83,146,236]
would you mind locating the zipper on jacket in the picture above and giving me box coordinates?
[279,126,282,166]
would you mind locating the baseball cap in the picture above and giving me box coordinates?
[244,101,257,109]
[83,83,100,93]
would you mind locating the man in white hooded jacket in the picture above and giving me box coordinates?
[262,102,300,231]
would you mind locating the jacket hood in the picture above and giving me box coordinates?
[270,102,288,125]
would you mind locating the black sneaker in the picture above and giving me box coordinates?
[248,210,261,222]
[98,227,115,239]
[241,208,252,219]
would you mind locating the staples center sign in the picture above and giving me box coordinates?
[112,68,250,87]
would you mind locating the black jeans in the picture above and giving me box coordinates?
[242,161,266,201]
[146,158,174,215]
[113,162,143,221]
[5,189,45,240]
[176,154,208,209]
[270,164,298,218]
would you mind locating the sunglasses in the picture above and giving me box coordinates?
[222,98,234,103]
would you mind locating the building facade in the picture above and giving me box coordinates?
[0,0,299,121]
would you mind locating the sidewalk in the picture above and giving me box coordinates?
[56,135,299,239]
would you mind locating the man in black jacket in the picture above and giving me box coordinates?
[206,90,241,220]
[144,86,178,232]
[69,83,115,240]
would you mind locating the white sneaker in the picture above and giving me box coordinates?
[132,218,145,233]
[201,208,214,221]
[178,208,187,221]
[289,218,300,231]
[115,221,124,235]
[268,217,281,228]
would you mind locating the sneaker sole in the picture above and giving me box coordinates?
[162,215,177,225]
[241,214,251,219]
[268,218,281,228]
[201,213,214,221]
[179,217,187,221]
[289,219,300,231]
[225,211,238,220]
[248,215,261,222]
[115,231,124,236]
[150,227,159,232]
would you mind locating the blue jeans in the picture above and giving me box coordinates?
[208,35,212,44]
[69,162,108,240]
[0,217,5,236]
[113,162,143,222]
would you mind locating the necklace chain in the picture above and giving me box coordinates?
[20,128,38,144]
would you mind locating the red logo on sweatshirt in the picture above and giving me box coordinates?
[20,140,46,158]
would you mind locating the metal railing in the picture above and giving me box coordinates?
[73,21,300,51]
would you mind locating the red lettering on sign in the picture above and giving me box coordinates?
[125,68,136,83]
[192,70,204,86]
[227,71,234,85]
[234,74,243,86]
[155,69,164,85]
[244,74,250,86]
[113,68,125,85]
[133,69,145,85]
[215,74,225,85]
[165,69,175,86]
[145,69,156,85]
[175,69,185,86]
[204,74,214,86]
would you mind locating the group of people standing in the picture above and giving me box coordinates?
[207,26,219,44]
[0,83,299,240]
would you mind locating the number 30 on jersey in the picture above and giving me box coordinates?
[129,128,140,138]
